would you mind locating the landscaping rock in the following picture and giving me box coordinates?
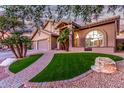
[91,57,117,73]
[116,61,124,72]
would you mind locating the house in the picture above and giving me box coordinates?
[32,16,123,53]
[31,20,81,51]
[117,30,124,47]
[31,20,59,51]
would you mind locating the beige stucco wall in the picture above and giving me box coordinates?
[75,22,116,48]
[44,21,57,32]
[117,32,124,39]
[44,22,52,31]
[32,30,50,41]
[51,36,58,49]
[32,41,37,50]
[32,30,51,50]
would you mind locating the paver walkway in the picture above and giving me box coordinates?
[0,51,55,88]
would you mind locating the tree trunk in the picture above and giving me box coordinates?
[66,40,69,51]
[12,26,16,32]
[0,31,5,40]
[65,43,68,51]
[62,43,66,50]
[24,45,27,57]
[20,43,23,57]
[16,44,23,58]
[10,45,18,58]
[61,43,64,50]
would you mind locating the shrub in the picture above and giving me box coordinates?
[117,43,124,51]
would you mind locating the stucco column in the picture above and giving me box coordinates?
[57,42,60,50]
[36,41,38,50]
[68,24,73,51]
[69,32,72,51]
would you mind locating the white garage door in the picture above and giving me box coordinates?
[32,41,37,50]
[38,39,49,51]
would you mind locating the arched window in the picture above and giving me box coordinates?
[85,30,104,47]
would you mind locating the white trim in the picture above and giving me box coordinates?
[36,41,38,50]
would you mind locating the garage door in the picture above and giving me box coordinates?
[38,39,49,51]
[32,41,37,50]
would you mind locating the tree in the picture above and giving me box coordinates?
[55,5,72,21]
[2,5,46,32]
[107,5,118,15]
[0,15,30,58]
[91,5,104,21]
[29,5,46,34]
[0,16,10,40]
[0,5,106,53]
[0,6,46,58]
[0,15,23,50]
[57,28,70,51]
[0,31,31,58]
[72,5,104,23]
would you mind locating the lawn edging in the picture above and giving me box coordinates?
[23,69,93,88]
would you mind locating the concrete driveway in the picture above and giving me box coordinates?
[0,51,14,60]
[0,50,47,60]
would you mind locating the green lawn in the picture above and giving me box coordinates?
[9,54,43,73]
[30,52,123,82]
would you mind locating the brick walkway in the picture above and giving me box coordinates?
[0,51,55,88]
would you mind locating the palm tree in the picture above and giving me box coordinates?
[57,28,70,51]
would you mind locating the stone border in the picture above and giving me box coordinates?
[23,69,93,88]
[5,66,15,76]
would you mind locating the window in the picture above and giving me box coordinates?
[85,30,104,47]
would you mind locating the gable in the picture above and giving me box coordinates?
[32,30,50,41]
[44,21,52,31]
[44,21,57,32]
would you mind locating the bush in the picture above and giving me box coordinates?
[117,43,124,51]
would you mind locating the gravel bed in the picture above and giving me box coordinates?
[23,70,124,88]
[23,60,124,88]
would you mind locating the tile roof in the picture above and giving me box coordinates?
[78,16,120,30]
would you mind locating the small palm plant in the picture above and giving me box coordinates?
[57,28,70,51]
[0,31,32,58]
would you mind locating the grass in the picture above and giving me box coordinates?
[9,54,43,73]
[30,52,123,82]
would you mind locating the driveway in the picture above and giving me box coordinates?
[0,50,47,61]
[0,51,14,60]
